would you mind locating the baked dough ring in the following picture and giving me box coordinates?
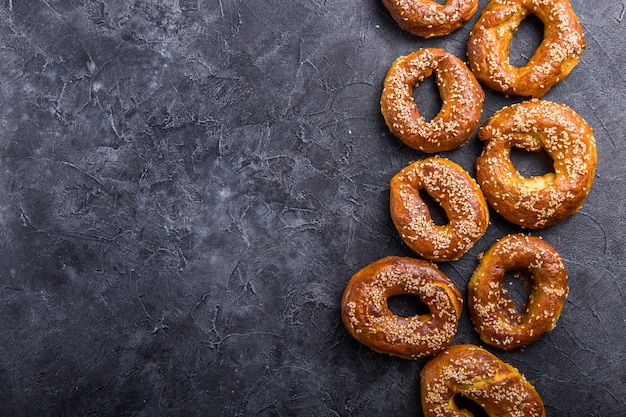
[390,157,489,262]
[381,48,484,153]
[341,256,463,359]
[420,344,546,417]
[382,0,478,38]
[475,99,597,229]
[468,234,568,350]
[467,0,586,98]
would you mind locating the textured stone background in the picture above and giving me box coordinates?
[0,0,624,415]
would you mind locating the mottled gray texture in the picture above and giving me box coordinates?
[0,0,624,416]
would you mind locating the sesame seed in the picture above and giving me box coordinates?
[391,157,489,261]
[476,99,596,229]
[341,256,463,360]
[467,234,568,350]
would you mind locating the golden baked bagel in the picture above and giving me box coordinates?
[382,0,478,38]
[468,234,568,350]
[341,256,463,359]
[381,48,484,153]
[390,157,489,262]
[467,0,586,98]
[420,344,546,417]
[475,99,597,229]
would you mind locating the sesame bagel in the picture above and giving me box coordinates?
[381,48,484,153]
[468,234,568,350]
[475,99,596,229]
[382,0,479,38]
[390,157,489,262]
[467,0,586,97]
[421,344,546,417]
[341,256,463,359]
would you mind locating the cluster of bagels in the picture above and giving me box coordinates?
[340,0,597,415]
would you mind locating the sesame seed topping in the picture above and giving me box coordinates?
[476,99,596,229]
[382,0,479,38]
[421,344,546,416]
[391,157,489,261]
[381,48,484,153]
[341,257,462,360]
[468,234,568,350]
[467,0,586,97]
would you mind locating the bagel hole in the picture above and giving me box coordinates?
[510,146,554,178]
[503,269,533,314]
[412,74,442,123]
[387,294,430,317]
[419,189,449,226]
[453,395,490,417]
[509,13,544,67]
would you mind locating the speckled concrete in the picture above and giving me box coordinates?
[0,1,624,415]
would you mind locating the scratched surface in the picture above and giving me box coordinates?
[0,0,624,415]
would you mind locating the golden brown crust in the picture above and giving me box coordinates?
[341,256,463,360]
[475,99,597,229]
[381,48,484,153]
[467,0,586,98]
[420,344,546,417]
[383,0,478,38]
[382,0,478,38]
[468,234,568,350]
[390,157,489,262]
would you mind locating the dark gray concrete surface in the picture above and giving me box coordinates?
[0,1,624,415]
